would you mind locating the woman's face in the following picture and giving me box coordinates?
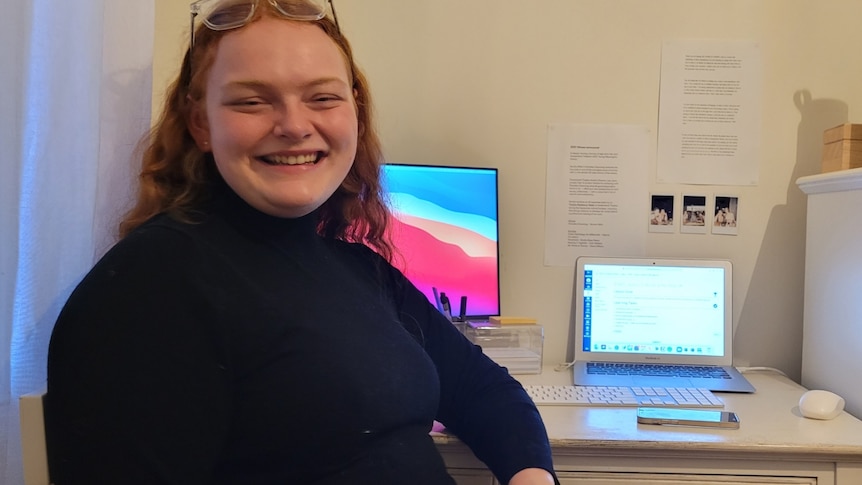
[191,17,358,218]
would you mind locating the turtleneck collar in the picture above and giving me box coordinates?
[206,174,323,246]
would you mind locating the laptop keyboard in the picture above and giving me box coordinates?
[524,384,724,407]
[586,362,731,379]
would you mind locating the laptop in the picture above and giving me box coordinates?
[570,256,755,393]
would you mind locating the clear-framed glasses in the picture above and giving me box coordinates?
[189,0,340,50]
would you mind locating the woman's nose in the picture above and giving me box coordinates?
[272,105,313,140]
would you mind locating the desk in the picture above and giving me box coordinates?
[434,367,862,485]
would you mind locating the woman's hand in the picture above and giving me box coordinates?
[508,467,556,485]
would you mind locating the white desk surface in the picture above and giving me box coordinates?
[434,366,862,461]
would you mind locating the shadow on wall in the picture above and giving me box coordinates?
[734,90,847,381]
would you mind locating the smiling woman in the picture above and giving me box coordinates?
[43,1,558,484]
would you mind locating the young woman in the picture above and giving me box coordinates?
[45,1,557,483]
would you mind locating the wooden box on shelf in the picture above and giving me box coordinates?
[822,123,862,173]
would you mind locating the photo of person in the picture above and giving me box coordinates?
[648,194,674,233]
[713,195,740,235]
[681,195,707,234]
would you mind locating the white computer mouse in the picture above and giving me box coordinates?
[798,389,845,420]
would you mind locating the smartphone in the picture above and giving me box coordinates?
[636,407,740,429]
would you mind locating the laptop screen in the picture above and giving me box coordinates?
[573,257,733,365]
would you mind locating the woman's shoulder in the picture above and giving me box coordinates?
[117,211,229,251]
[94,213,222,277]
[330,238,381,258]
[328,238,397,273]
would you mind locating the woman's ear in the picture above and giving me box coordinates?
[187,99,212,152]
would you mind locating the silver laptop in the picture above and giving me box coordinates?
[571,256,755,393]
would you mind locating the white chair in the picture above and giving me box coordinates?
[19,390,51,485]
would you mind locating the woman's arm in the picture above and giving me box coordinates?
[378,257,557,484]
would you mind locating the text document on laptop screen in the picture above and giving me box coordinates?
[576,258,732,365]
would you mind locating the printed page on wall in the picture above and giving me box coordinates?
[544,123,648,266]
[656,39,762,186]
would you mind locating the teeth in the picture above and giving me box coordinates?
[266,153,318,165]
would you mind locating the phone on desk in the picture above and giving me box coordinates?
[637,407,740,429]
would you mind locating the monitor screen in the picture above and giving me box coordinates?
[381,163,501,319]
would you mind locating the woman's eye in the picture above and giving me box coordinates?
[225,97,271,111]
[234,98,265,106]
[313,94,338,102]
[310,94,345,107]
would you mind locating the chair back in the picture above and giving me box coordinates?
[19,390,50,485]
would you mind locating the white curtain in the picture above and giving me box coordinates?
[0,1,154,482]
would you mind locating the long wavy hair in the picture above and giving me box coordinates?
[120,2,393,261]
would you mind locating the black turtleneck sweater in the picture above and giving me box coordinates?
[45,180,555,485]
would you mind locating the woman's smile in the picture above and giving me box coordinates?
[259,151,323,166]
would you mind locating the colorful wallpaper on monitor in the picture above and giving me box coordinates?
[381,164,500,318]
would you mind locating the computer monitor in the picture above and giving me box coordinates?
[380,163,501,319]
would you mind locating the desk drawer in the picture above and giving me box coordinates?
[557,472,816,485]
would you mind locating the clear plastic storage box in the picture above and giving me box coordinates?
[465,321,543,374]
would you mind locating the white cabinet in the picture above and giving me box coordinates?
[797,168,862,420]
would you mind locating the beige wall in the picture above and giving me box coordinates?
[152,1,186,119]
[153,0,862,379]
